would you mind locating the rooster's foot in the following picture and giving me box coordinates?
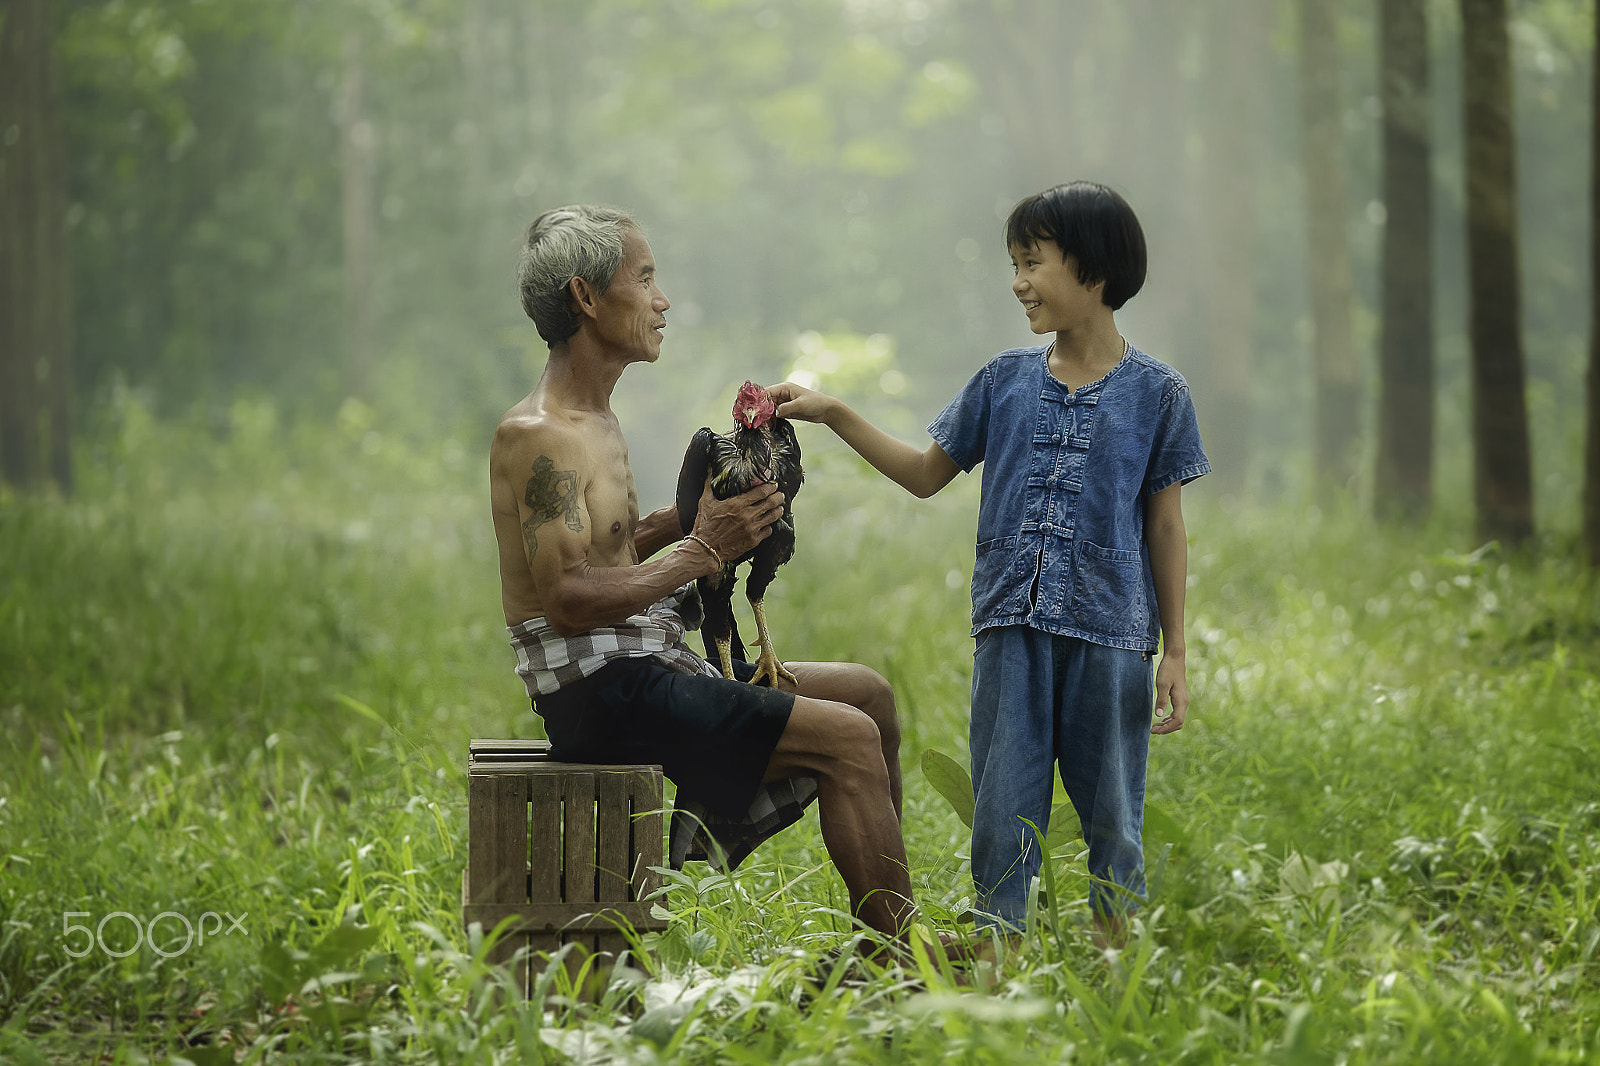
[749,648,798,689]
[715,638,738,680]
[746,598,797,687]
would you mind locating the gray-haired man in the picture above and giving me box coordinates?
[488,204,925,946]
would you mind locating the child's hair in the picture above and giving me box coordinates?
[1004,182,1147,310]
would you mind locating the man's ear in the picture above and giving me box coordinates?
[568,275,600,321]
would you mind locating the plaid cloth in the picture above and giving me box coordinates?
[669,777,818,872]
[507,582,818,872]
[508,583,710,698]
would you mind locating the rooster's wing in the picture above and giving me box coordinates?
[675,427,722,536]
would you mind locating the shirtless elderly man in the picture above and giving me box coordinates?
[489,204,917,943]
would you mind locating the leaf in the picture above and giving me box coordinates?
[687,928,717,961]
[1044,802,1080,849]
[919,748,974,829]
[632,1002,694,1047]
[1143,803,1184,853]
[1278,852,1348,900]
[334,692,390,729]
[309,922,383,973]
[1019,817,1064,950]
[170,1049,237,1066]
[300,971,363,995]
[259,940,308,1006]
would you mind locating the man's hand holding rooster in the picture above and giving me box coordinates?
[688,476,786,568]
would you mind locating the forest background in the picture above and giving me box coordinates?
[4,0,1600,1062]
[3,0,1595,526]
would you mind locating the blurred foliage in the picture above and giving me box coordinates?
[41,0,1598,524]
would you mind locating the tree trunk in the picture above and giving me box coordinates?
[1459,0,1533,547]
[0,0,72,492]
[1299,0,1360,498]
[1375,0,1434,523]
[338,32,375,399]
[1111,0,1207,378]
[41,0,73,493]
[1197,0,1271,499]
[960,0,1098,190]
[1586,0,1600,566]
[0,0,37,488]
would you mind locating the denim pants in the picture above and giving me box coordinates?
[969,625,1153,928]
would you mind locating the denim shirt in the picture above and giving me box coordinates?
[929,344,1210,653]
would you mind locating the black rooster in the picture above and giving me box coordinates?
[676,381,803,687]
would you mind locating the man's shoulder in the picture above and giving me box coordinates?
[491,398,584,466]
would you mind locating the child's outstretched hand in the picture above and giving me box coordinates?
[1151,652,1189,734]
[766,381,838,425]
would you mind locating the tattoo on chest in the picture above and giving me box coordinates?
[521,456,582,558]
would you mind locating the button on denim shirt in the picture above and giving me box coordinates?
[929,344,1210,653]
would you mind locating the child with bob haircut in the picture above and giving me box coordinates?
[769,181,1209,946]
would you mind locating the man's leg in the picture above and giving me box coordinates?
[782,662,902,820]
[761,694,914,939]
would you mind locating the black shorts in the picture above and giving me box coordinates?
[533,657,796,819]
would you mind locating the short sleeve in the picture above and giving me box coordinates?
[1143,380,1210,496]
[928,363,992,473]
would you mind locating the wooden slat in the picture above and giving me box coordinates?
[632,768,665,902]
[468,773,528,905]
[462,901,665,934]
[561,773,597,904]
[469,738,551,762]
[471,735,661,775]
[527,774,561,902]
[596,772,631,903]
[472,758,662,776]
[561,773,597,961]
[526,772,562,959]
[595,931,627,969]
[468,772,528,979]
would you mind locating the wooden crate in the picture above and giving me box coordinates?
[463,738,668,994]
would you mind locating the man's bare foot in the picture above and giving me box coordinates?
[931,929,988,964]
[857,928,982,980]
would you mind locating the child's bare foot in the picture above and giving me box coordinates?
[1090,913,1129,950]
[966,931,1021,965]
[846,930,977,986]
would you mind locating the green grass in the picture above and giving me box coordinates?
[3,397,1599,1063]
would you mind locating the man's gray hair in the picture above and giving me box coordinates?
[518,204,640,345]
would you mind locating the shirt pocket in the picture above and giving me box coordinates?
[971,535,1027,619]
[1071,540,1149,636]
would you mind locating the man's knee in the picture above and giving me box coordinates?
[784,699,886,774]
[847,666,900,748]
[822,701,884,757]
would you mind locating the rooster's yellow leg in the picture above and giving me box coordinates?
[747,599,798,688]
[714,636,738,680]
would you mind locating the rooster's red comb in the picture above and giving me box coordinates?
[733,381,777,428]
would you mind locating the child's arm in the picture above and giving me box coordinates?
[1145,482,1190,735]
[768,381,961,499]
